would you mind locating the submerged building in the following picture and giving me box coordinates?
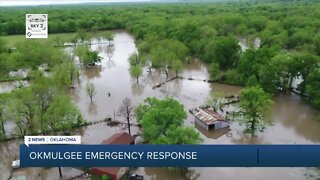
[90,132,135,180]
[193,107,230,131]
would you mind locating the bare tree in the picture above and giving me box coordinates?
[118,97,134,135]
[86,82,96,103]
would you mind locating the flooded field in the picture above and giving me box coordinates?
[1,31,320,180]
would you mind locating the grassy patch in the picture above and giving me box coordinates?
[0,76,29,82]
[0,30,112,48]
[0,32,77,48]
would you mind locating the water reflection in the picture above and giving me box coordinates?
[104,44,115,61]
[195,123,231,140]
[131,82,144,96]
[88,101,97,116]
[83,65,103,79]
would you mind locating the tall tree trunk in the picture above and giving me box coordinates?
[127,117,131,135]
[250,118,256,134]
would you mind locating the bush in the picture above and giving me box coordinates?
[221,69,245,85]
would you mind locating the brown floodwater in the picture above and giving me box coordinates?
[0,30,320,180]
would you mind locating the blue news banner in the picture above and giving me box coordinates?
[20,145,320,167]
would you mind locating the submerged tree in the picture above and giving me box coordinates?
[306,67,320,109]
[205,92,225,112]
[118,97,134,135]
[75,45,102,66]
[4,88,37,135]
[77,29,90,43]
[104,32,114,45]
[130,64,143,83]
[86,82,96,103]
[238,86,273,134]
[43,95,84,132]
[172,60,183,76]
[129,52,143,66]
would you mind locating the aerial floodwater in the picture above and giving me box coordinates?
[1,30,319,179]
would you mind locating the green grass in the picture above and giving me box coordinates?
[0,76,29,82]
[0,32,77,48]
[0,30,111,48]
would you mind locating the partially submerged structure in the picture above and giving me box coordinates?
[192,107,230,131]
[90,132,135,180]
[195,123,231,139]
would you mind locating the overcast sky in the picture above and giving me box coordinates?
[0,0,152,6]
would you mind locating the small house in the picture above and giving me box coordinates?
[91,132,135,180]
[195,123,231,139]
[193,107,230,131]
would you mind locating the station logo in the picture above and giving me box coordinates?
[26,14,48,38]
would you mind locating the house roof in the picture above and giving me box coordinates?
[102,132,135,145]
[91,167,121,177]
[194,108,228,125]
[91,132,134,177]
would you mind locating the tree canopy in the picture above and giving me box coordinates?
[135,97,202,144]
[238,86,273,134]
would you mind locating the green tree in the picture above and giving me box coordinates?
[306,68,320,108]
[238,86,272,134]
[77,29,89,43]
[43,95,84,132]
[75,45,101,66]
[238,47,276,81]
[136,97,201,145]
[205,37,240,69]
[246,75,259,87]
[210,62,219,81]
[4,88,37,135]
[171,60,183,76]
[205,93,225,112]
[155,127,202,144]
[291,53,319,94]
[86,82,96,103]
[129,52,142,66]
[130,65,143,83]
[150,39,188,78]
[104,32,114,45]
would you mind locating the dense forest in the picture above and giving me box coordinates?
[0,1,320,108]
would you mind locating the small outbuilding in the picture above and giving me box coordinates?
[193,107,230,131]
[90,132,134,180]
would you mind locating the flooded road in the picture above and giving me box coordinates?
[1,31,320,180]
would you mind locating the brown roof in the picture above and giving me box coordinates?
[91,132,134,177]
[91,167,121,177]
[102,132,135,145]
[194,108,228,125]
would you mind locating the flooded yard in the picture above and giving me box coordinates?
[1,31,320,180]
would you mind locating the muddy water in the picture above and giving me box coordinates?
[1,31,320,180]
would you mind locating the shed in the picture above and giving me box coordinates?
[91,132,134,180]
[193,108,230,131]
